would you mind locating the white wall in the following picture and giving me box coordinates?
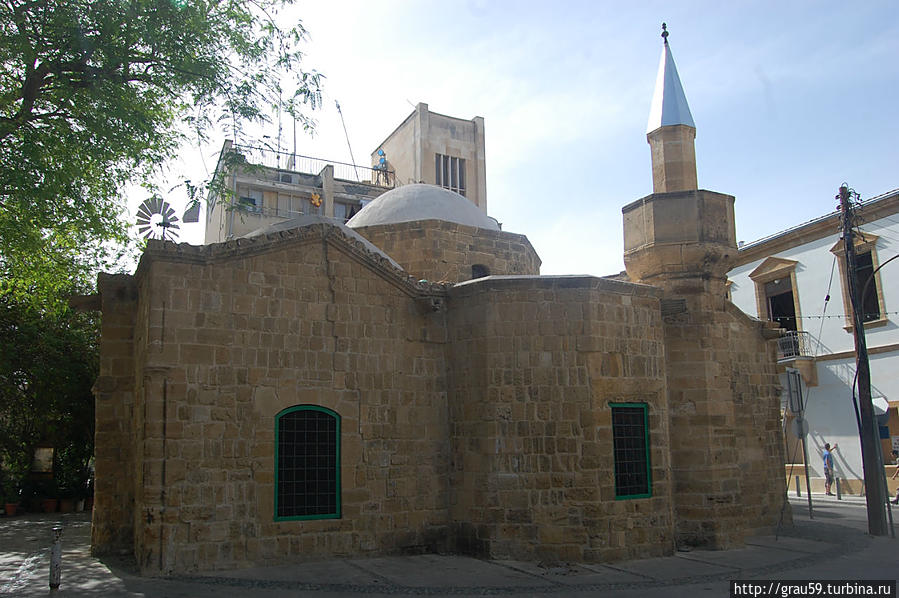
[729,202,899,484]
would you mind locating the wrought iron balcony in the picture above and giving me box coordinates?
[777,331,813,362]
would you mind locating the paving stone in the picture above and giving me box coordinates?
[499,560,647,585]
[213,560,383,585]
[675,545,803,571]
[605,554,736,581]
[349,554,556,588]
[744,535,832,554]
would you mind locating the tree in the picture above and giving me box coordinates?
[0,0,322,306]
[0,293,98,504]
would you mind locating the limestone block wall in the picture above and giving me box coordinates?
[353,221,540,284]
[446,276,675,563]
[662,291,789,548]
[723,303,791,533]
[92,274,139,555]
[112,230,451,574]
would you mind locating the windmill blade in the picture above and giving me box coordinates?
[136,204,153,220]
[135,198,186,242]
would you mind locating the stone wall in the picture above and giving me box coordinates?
[91,274,139,555]
[94,219,788,573]
[661,290,789,548]
[446,276,675,563]
[353,220,540,284]
[97,227,453,574]
[724,303,791,534]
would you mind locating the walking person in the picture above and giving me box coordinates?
[823,442,838,496]
[891,450,898,505]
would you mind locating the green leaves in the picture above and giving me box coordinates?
[0,0,322,305]
[0,295,98,498]
[0,1,322,480]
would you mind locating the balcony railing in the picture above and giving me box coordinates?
[777,331,813,362]
[235,205,308,219]
[231,145,395,188]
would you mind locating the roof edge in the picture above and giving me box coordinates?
[734,188,899,266]
[135,223,449,298]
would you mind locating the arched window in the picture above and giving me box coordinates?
[275,405,341,520]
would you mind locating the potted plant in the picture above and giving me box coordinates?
[2,478,21,516]
[33,477,58,513]
[1,466,25,517]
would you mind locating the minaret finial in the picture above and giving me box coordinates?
[661,22,669,45]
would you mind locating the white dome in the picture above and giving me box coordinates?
[346,184,498,231]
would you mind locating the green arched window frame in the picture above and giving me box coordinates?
[274,405,341,521]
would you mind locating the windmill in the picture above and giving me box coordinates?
[135,197,181,241]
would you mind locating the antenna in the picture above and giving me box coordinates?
[335,100,360,181]
[290,115,297,171]
[277,89,283,168]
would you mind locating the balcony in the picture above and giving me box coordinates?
[777,331,813,362]
[231,145,395,188]
[777,330,817,387]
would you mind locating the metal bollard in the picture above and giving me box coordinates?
[49,526,62,590]
[795,475,801,497]
[836,477,842,500]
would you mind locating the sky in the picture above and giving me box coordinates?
[154,0,899,277]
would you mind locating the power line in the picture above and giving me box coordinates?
[813,257,836,358]
[785,311,899,320]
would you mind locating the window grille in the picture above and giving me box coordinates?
[275,405,340,520]
[610,403,651,499]
[435,153,466,196]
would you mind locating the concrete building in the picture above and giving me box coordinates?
[373,103,487,213]
[728,189,899,494]
[204,103,487,245]
[90,32,789,575]
[203,139,390,244]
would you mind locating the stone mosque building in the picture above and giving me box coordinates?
[91,33,790,574]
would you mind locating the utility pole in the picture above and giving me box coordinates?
[838,183,888,536]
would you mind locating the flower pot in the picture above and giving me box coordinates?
[4,503,17,516]
[41,498,58,513]
[59,498,74,513]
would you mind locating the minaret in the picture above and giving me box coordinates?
[622,24,736,293]
[646,23,698,193]
[620,26,788,552]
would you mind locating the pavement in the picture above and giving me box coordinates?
[1,493,896,597]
